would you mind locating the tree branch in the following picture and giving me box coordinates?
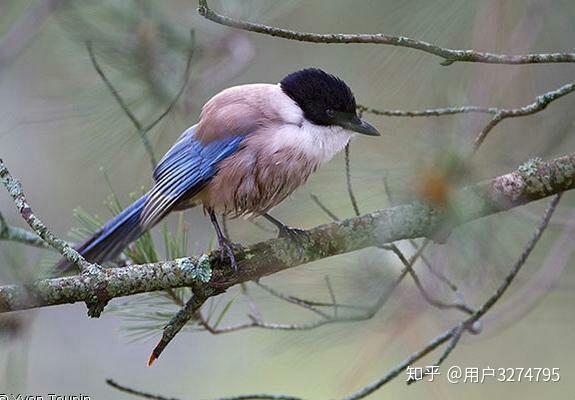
[197,0,575,66]
[0,160,99,275]
[1,152,574,314]
[472,82,575,150]
[341,193,561,399]
[0,211,51,249]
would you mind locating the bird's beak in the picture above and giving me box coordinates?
[340,116,381,136]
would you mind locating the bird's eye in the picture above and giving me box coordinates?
[326,109,335,118]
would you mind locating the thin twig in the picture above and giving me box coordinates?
[407,324,464,384]
[357,104,499,117]
[341,193,561,399]
[197,0,575,66]
[141,33,195,134]
[107,378,303,400]
[0,211,51,249]
[472,82,575,152]
[469,193,562,321]
[86,41,155,166]
[86,36,195,169]
[324,276,338,318]
[381,244,474,315]
[255,281,332,319]
[196,247,428,336]
[310,194,340,221]
[382,174,459,293]
[148,293,207,366]
[240,283,262,321]
[106,379,178,400]
[0,160,99,275]
[345,143,360,217]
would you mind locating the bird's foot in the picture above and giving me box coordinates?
[217,236,240,272]
[277,226,310,257]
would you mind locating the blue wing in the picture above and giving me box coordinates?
[141,125,245,227]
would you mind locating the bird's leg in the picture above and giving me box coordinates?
[209,210,239,271]
[263,213,309,256]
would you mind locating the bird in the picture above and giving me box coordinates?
[57,68,380,272]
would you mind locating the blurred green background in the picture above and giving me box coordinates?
[1,0,575,398]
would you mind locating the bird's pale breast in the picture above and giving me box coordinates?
[197,121,352,217]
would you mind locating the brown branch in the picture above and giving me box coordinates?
[197,0,575,66]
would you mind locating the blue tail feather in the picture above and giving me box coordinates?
[57,194,148,272]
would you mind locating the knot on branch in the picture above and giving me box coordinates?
[84,272,110,318]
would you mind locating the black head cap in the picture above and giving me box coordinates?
[280,68,357,126]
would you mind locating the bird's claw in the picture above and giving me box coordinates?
[217,237,240,272]
[278,226,309,257]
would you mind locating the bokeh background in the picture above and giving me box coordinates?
[1,0,575,398]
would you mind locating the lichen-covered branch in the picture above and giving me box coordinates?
[148,292,209,366]
[357,104,500,117]
[197,0,575,66]
[472,81,575,150]
[0,211,51,249]
[1,152,574,314]
[0,159,99,275]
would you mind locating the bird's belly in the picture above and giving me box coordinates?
[197,148,320,217]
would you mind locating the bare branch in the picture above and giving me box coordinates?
[107,378,302,400]
[382,174,459,293]
[0,159,99,275]
[255,281,332,319]
[310,194,340,221]
[87,35,194,169]
[358,104,499,117]
[345,144,360,217]
[407,324,464,384]
[149,292,208,365]
[141,31,195,134]
[345,193,561,398]
[472,82,575,151]
[470,193,562,321]
[197,0,575,66]
[0,211,51,249]
[358,81,575,153]
[382,244,474,315]
[106,379,178,400]
[86,41,155,166]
